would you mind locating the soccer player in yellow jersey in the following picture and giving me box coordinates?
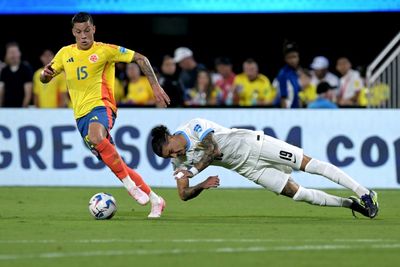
[33,49,68,108]
[40,12,171,218]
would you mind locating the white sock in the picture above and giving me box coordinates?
[121,176,137,192]
[305,159,369,198]
[293,186,353,207]
[149,191,160,204]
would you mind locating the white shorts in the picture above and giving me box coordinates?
[248,135,304,194]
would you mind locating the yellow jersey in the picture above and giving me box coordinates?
[51,42,134,119]
[124,77,154,105]
[299,84,317,106]
[33,68,67,108]
[233,73,276,106]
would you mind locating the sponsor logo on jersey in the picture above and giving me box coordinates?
[66,57,74,62]
[119,47,127,53]
[89,54,99,63]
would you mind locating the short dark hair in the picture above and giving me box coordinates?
[282,40,299,56]
[317,81,335,94]
[215,57,232,66]
[71,12,94,26]
[244,58,257,65]
[151,125,170,157]
[5,41,19,51]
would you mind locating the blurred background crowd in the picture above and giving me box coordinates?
[0,41,384,109]
[0,12,397,109]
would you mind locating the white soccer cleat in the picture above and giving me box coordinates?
[129,186,149,206]
[148,197,166,218]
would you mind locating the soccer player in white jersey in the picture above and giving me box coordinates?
[151,118,379,219]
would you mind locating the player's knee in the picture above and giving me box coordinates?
[300,155,312,171]
[88,132,104,145]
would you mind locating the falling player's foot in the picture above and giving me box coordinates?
[129,186,150,205]
[361,190,379,219]
[349,196,369,218]
[148,197,166,218]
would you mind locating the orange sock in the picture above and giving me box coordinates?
[95,138,128,179]
[124,163,151,195]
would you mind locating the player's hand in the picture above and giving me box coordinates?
[40,62,54,83]
[202,176,220,189]
[174,169,193,180]
[153,85,170,108]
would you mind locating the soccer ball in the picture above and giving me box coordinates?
[88,192,117,220]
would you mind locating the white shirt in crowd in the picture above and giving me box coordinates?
[338,69,364,100]
[311,71,340,89]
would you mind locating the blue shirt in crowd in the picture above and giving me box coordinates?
[275,65,301,108]
[308,97,338,109]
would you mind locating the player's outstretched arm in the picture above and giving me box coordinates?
[40,62,55,84]
[133,52,170,107]
[176,176,220,201]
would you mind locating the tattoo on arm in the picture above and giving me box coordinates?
[177,178,204,201]
[194,133,220,172]
[133,52,160,89]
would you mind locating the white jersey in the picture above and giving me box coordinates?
[172,118,264,177]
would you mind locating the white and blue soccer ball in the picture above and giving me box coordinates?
[88,192,117,220]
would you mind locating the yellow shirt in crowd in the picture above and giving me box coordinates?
[124,77,154,105]
[33,68,67,108]
[233,73,276,106]
[299,84,317,106]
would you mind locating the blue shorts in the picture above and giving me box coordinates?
[76,106,116,157]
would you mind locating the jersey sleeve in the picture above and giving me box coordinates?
[107,44,135,63]
[51,47,65,76]
[188,118,215,141]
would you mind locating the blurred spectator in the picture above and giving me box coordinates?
[114,62,127,105]
[0,42,33,107]
[123,62,154,106]
[308,81,338,109]
[310,56,339,90]
[212,57,236,105]
[0,60,5,75]
[33,49,68,108]
[173,47,206,91]
[233,58,276,106]
[185,70,214,106]
[114,76,126,105]
[336,57,364,107]
[298,68,317,107]
[115,62,127,81]
[275,41,301,108]
[158,55,184,107]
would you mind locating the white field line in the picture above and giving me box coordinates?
[0,243,400,261]
[0,238,397,244]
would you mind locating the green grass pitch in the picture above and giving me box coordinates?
[0,187,399,267]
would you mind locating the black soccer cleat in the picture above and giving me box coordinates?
[361,190,379,219]
[349,196,370,218]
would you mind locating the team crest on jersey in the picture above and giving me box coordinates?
[89,54,99,63]
[194,124,202,133]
